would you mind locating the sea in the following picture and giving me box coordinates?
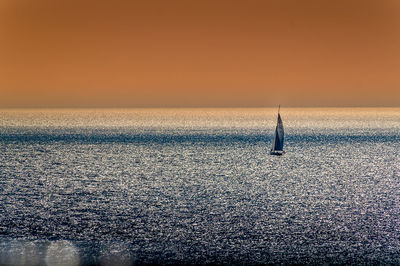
[0,108,399,265]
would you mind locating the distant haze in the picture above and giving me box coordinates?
[1,0,400,107]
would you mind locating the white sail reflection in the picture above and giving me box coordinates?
[0,240,43,266]
[45,240,80,266]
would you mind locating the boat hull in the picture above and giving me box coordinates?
[270,150,285,156]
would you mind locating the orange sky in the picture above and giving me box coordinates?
[1,0,400,107]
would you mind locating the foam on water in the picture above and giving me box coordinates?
[0,108,400,264]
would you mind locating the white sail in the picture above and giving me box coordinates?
[271,112,284,153]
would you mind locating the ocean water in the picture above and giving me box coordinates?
[0,108,400,265]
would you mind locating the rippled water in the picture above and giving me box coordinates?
[1,108,400,265]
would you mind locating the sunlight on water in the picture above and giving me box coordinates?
[0,108,400,264]
[1,107,399,130]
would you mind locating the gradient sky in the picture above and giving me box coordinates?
[1,0,399,107]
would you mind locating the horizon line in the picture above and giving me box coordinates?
[1,106,400,109]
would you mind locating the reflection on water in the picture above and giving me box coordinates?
[45,241,80,266]
[0,240,31,265]
[99,242,133,266]
[1,108,400,264]
[0,239,135,266]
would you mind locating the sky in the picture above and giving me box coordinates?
[1,0,400,107]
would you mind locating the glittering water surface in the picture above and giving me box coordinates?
[1,108,400,265]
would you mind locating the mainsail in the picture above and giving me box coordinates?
[271,111,284,152]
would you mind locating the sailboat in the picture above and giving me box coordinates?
[270,105,285,155]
